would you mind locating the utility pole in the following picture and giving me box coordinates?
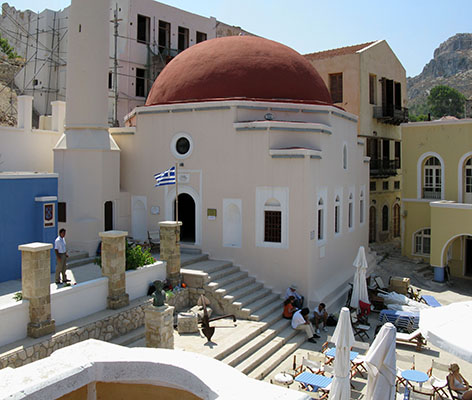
[111,4,121,127]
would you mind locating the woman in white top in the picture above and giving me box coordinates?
[448,363,472,400]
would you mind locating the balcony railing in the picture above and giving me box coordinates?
[423,188,442,199]
[370,158,400,177]
[373,105,409,125]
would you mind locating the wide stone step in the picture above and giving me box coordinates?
[67,250,90,262]
[223,281,263,302]
[244,293,282,316]
[208,265,240,281]
[208,271,250,291]
[222,318,290,367]
[248,298,285,321]
[234,288,271,308]
[111,326,145,347]
[234,326,300,375]
[183,259,233,274]
[248,332,306,380]
[181,254,208,267]
[68,257,96,269]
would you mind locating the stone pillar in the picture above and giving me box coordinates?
[145,304,174,349]
[99,230,129,309]
[19,242,56,338]
[159,221,182,287]
[17,95,33,132]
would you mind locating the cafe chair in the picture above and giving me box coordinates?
[420,360,450,400]
[396,353,416,390]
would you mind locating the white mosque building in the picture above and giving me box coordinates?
[1,0,369,309]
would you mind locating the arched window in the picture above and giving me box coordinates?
[334,195,341,234]
[348,193,353,229]
[317,198,324,241]
[343,144,348,170]
[382,205,389,232]
[414,228,431,255]
[264,198,281,243]
[359,191,365,224]
[423,157,441,199]
[393,203,400,237]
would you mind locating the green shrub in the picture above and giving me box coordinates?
[94,242,155,271]
[13,291,22,301]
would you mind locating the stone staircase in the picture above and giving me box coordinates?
[117,252,307,380]
[67,250,96,269]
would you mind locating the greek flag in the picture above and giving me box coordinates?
[154,166,176,187]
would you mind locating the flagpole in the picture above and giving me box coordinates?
[175,162,179,223]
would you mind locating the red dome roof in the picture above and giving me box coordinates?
[145,36,332,106]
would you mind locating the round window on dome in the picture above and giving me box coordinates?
[176,137,190,155]
[171,133,193,159]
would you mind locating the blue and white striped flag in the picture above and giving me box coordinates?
[154,166,176,187]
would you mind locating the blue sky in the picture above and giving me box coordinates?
[6,0,472,77]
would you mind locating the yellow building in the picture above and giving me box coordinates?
[401,118,472,281]
[306,40,407,243]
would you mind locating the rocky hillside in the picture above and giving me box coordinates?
[407,33,472,108]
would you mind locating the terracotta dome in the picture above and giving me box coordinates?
[145,36,332,106]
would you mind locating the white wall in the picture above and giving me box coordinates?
[0,300,29,347]
[126,261,166,300]
[51,278,108,326]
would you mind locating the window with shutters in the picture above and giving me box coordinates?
[329,73,343,103]
[369,74,376,104]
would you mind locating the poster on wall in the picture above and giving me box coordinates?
[44,203,55,228]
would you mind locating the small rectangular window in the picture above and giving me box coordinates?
[369,74,376,104]
[329,73,343,103]
[58,202,66,223]
[196,31,207,43]
[158,20,171,51]
[108,72,112,89]
[264,210,281,243]
[317,208,324,240]
[394,180,400,190]
[178,26,189,51]
[137,14,150,44]
[370,181,376,192]
[395,141,401,169]
[135,68,145,97]
[383,181,389,191]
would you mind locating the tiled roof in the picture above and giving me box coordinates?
[304,41,376,60]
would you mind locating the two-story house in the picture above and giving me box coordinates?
[401,118,472,281]
[306,40,408,243]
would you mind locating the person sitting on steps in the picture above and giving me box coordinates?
[292,308,320,343]
[312,303,328,334]
[282,296,297,319]
[285,284,304,309]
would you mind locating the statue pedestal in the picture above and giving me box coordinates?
[145,304,174,349]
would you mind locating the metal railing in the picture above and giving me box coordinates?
[422,188,442,199]
[373,105,409,125]
[370,159,400,177]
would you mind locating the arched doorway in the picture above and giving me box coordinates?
[369,206,376,243]
[174,193,195,243]
[464,158,472,203]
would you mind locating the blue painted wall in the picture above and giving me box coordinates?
[0,175,58,282]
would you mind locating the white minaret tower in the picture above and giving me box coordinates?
[54,0,121,255]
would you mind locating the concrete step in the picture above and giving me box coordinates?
[234,287,271,309]
[180,246,202,255]
[244,293,282,318]
[222,318,290,367]
[208,265,240,281]
[68,257,96,269]
[183,259,233,274]
[67,250,90,262]
[209,271,251,292]
[234,326,300,375]
[248,332,306,380]
[111,326,145,347]
[223,281,263,302]
[248,298,285,321]
[181,254,208,267]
